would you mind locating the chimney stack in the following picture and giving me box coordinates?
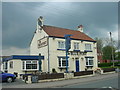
[38,16,44,27]
[37,16,44,31]
[78,25,83,32]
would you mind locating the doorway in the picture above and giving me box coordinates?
[75,58,80,72]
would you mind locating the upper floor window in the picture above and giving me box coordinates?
[85,44,92,51]
[74,42,79,50]
[58,41,65,49]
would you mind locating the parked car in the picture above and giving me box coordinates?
[0,71,16,83]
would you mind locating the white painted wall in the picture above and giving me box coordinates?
[48,37,98,72]
[30,27,98,73]
[7,59,23,75]
[5,59,40,78]
[30,29,49,72]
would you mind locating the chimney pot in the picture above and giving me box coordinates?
[78,25,83,32]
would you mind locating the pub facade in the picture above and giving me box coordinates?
[30,16,98,73]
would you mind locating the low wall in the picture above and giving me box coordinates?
[102,68,116,73]
[74,70,93,76]
[23,69,116,84]
[38,73,64,80]
[64,73,74,79]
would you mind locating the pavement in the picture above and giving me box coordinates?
[1,72,119,89]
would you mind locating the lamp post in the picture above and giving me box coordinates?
[109,32,114,67]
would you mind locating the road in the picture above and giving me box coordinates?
[1,73,119,89]
[60,75,118,88]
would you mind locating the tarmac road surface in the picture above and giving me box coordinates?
[1,73,119,89]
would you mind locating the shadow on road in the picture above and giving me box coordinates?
[2,79,26,85]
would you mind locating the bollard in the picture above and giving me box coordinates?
[64,73,74,79]
[26,75,32,84]
[101,70,103,74]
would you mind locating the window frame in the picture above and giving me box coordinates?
[58,57,69,68]
[85,44,92,51]
[58,41,65,49]
[9,61,13,69]
[74,42,79,50]
[85,57,94,66]
[22,60,38,70]
[3,62,8,70]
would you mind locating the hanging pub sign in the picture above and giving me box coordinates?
[38,37,48,48]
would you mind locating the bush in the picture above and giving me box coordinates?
[98,62,120,67]
[114,62,120,66]
[98,63,112,67]
[52,68,57,73]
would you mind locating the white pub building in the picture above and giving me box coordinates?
[30,16,98,73]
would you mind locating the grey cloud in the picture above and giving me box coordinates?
[2,2,118,50]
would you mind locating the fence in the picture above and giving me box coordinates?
[38,73,64,80]
[21,69,116,84]
[74,70,93,76]
[102,68,116,73]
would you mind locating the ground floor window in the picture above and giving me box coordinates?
[22,60,38,70]
[9,61,13,68]
[3,62,8,70]
[85,57,94,66]
[58,57,68,68]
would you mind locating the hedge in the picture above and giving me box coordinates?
[98,62,120,67]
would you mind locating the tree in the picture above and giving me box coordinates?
[115,52,120,60]
[102,45,116,60]
[102,37,118,49]
[94,37,103,53]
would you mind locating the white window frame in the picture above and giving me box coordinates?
[9,61,13,69]
[58,57,69,68]
[85,44,92,51]
[74,42,79,50]
[58,41,65,49]
[86,57,93,66]
[3,62,8,70]
[22,60,39,71]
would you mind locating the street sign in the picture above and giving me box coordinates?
[64,34,72,73]
[64,34,72,51]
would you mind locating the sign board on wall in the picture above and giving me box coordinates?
[38,37,48,48]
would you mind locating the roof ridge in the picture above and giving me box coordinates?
[44,25,78,32]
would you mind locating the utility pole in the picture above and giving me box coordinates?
[109,32,114,67]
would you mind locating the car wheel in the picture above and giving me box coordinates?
[7,77,13,83]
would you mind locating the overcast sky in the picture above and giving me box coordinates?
[2,2,118,56]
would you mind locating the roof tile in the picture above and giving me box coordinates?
[43,25,95,41]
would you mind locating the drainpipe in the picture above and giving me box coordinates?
[48,37,50,73]
[39,53,42,72]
